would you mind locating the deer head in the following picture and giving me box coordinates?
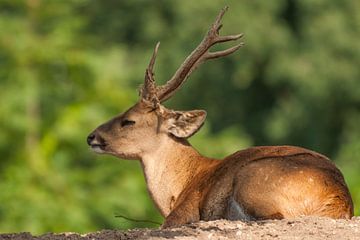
[87,7,244,160]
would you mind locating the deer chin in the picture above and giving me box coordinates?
[109,150,140,160]
[89,144,138,160]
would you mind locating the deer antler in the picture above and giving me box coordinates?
[156,6,244,102]
[140,42,160,104]
[140,7,243,105]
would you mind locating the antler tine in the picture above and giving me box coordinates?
[204,42,244,60]
[148,42,160,73]
[156,6,244,102]
[140,42,160,103]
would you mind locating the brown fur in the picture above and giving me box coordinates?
[87,7,353,228]
[88,107,354,227]
[162,146,353,227]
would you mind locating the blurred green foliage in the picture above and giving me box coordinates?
[0,0,359,235]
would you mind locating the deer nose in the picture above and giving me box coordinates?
[87,133,96,145]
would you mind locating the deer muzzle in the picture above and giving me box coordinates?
[87,131,107,153]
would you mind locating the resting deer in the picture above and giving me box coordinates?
[87,7,353,227]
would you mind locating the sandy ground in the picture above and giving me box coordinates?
[1,217,359,240]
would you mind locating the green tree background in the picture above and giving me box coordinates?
[0,0,359,234]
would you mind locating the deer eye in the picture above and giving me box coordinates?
[121,119,135,127]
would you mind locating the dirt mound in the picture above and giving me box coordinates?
[1,217,359,240]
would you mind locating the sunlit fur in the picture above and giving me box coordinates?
[88,7,353,228]
[88,100,353,227]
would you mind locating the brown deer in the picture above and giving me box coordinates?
[87,7,353,227]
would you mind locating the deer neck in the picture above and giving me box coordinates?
[140,137,216,217]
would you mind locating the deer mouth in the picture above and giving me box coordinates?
[90,144,108,154]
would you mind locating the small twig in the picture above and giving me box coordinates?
[115,214,162,226]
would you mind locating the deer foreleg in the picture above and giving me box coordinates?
[162,193,201,228]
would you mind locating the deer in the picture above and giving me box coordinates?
[87,7,353,228]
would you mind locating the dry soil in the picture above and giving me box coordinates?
[1,216,359,240]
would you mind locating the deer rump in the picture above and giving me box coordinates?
[168,146,353,225]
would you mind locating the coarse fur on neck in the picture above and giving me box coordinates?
[140,136,218,216]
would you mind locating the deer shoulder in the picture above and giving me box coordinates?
[88,7,353,228]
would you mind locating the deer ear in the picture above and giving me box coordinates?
[167,110,207,138]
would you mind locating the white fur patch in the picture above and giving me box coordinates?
[91,146,105,154]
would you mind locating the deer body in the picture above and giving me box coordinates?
[88,7,353,228]
[159,144,352,227]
